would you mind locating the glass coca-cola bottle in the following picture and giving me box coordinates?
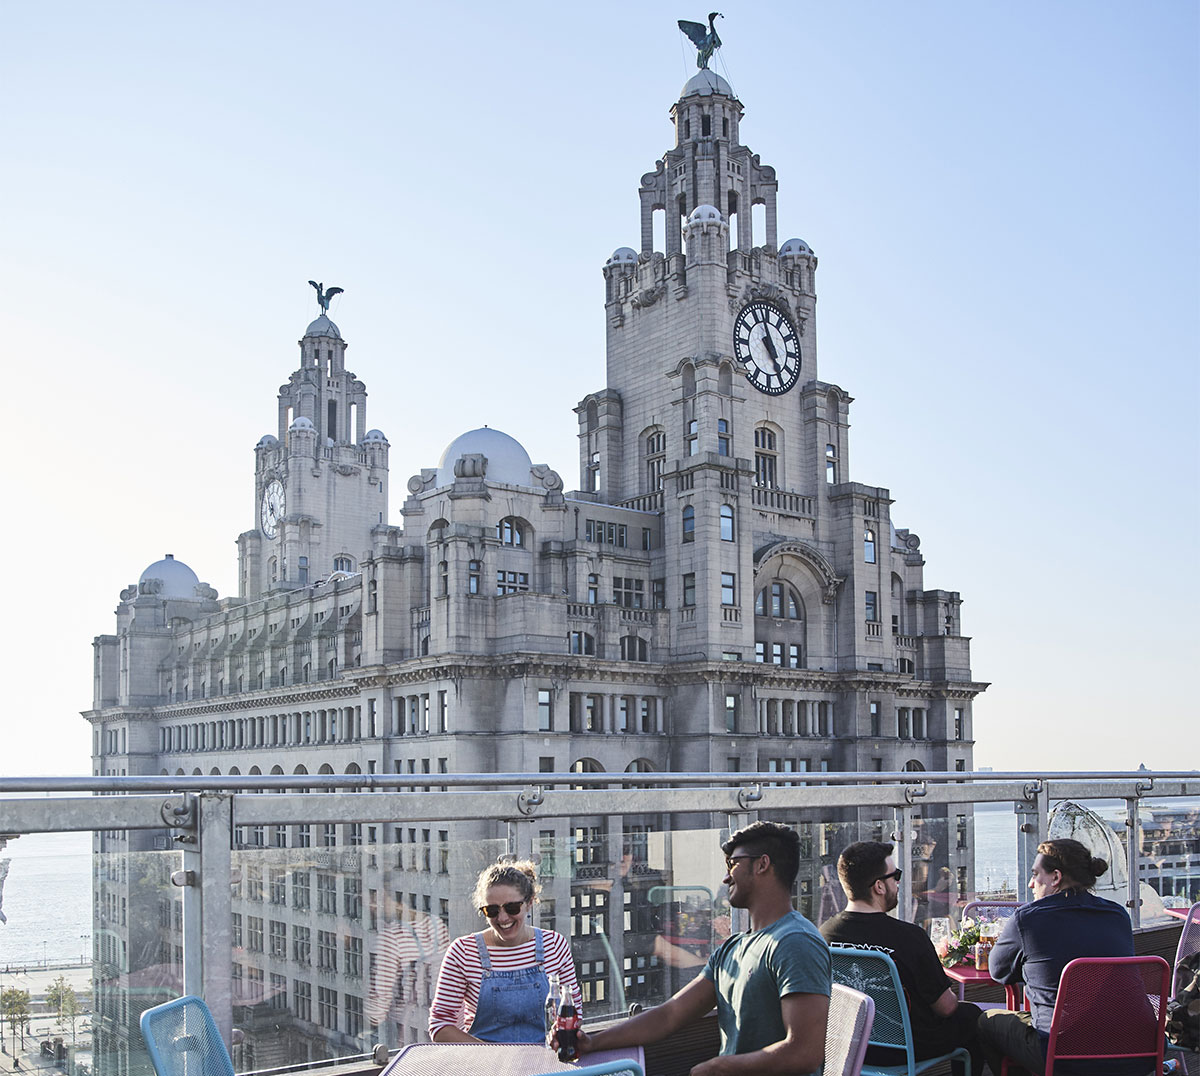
[555,982,579,1062]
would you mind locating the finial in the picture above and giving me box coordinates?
[678,13,723,70]
[308,280,344,315]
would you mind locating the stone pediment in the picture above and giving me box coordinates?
[753,540,843,604]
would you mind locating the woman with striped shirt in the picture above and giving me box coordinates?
[428,860,582,1043]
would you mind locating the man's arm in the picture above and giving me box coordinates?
[987,918,1023,984]
[930,987,959,1019]
[691,992,829,1076]
[578,974,717,1053]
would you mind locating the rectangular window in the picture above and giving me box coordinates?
[788,643,800,667]
[682,573,695,607]
[865,591,878,622]
[468,560,481,594]
[755,641,766,663]
[587,573,599,604]
[294,979,311,1021]
[269,920,286,958]
[317,930,337,971]
[437,690,447,733]
[720,572,736,605]
[292,870,310,910]
[642,527,652,551]
[317,986,338,1030]
[344,876,362,920]
[652,578,665,609]
[317,873,337,915]
[496,571,529,595]
[613,577,644,608]
[293,926,311,966]
[717,418,731,456]
[954,708,964,741]
[685,418,699,455]
[725,693,738,732]
[538,689,553,731]
[344,935,363,978]
[870,701,881,737]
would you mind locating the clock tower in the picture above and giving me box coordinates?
[237,306,391,598]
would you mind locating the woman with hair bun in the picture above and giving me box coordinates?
[978,838,1137,1075]
[428,860,581,1043]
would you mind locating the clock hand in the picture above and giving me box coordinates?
[760,327,781,372]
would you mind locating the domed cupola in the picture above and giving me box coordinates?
[138,554,203,600]
[436,427,535,487]
[304,315,342,340]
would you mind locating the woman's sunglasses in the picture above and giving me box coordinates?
[479,900,526,918]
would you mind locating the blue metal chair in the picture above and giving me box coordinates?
[139,996,234,1076]
[530,1061,644,1076]
[830,946,971,1076]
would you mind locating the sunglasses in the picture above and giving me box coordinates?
[479,901,527,918]
[875,868,903,884]
[724,852,764,871]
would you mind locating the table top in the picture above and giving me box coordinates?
[943,962,996,984]
[382,1042,645,1076]
[1164,906,1192,921]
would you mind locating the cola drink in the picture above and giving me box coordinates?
[555,983,580,1062]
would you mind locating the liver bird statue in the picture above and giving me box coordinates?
[678,12,723,70]
[308,280,344,315]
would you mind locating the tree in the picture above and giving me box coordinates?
[0,987,31,1054]
[46,976,81,1044]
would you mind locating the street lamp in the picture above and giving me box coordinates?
[79,936,90,966]
[42,941,47,969]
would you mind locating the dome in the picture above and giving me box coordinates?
[780,237,814,257]
[436,427,534,487]
[256,433,278,448]
[688,204,722,223]
[606,247,637,267]
[364,429,388,443]
[290,415,314,431]
[138,554,201,600]
[681,69,734,99]
[304,315,342,339]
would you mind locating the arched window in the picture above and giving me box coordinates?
[625,759,655,773]
[754,427,778,488]
[682,504,695,542]
[718,363,733,396]
[620,635,648,661]
[720,504,735,541]
[585,399,598,432]
[864,528,876,564]
[904,759,926,772]
[268,556,278,583]
[755,582,802,619]
[682,363,696,397]
[568,631,595,656]
[496,518,524,546]
[333,555,354,573]
[569,757,604,790]
[754,580,806,669]
[644,430,666,493]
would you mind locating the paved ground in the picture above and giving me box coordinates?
[0,965,92,1075]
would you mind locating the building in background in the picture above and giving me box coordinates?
[85,64,986,1073]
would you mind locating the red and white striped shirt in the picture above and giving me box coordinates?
[428,929,582,1039]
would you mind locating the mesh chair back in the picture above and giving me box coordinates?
[829,947,915,1064]
[824,982,876,1076]
[961,900,1020,928]
[1174,901,1200,986]
[140,996,235,1076]
[530,1063,644,1076]
[1044,956,1170,1076]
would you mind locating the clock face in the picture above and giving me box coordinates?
[733,301,801,395]
[260,480,285,539]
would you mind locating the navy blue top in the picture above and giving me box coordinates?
[989,890,1134,1033]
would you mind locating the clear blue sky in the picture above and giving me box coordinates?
[2,1,1196,776]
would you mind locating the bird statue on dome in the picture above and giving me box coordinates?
[678,12,723,70]
[308,280,344,314]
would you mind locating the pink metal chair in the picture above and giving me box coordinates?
[961,900,1021,928]
[1173,900,1200,995]
[1042,955,1170,1076]
[824,982,876,1076]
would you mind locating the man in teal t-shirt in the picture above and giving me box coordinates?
[570,822,831,1076]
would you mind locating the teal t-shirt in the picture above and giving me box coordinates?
[702,909,831,1059]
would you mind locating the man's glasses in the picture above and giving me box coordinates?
[479,901,526,918]
[724,853,764,871]
[875,868,903,884]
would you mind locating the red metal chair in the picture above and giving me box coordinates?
[1042,955,1170,1076]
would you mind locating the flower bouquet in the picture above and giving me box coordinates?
[936,917,980,968]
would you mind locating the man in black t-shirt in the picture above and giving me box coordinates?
[821,841,982,1076]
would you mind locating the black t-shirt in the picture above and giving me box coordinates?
[820,910,952,1038]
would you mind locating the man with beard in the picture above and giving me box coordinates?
[820,841,982,1076]
[569,821,831,1076]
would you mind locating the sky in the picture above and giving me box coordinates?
[1,1,1196,777]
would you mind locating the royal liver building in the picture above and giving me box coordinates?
[86,59,985,1073]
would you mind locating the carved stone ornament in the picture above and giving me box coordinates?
[194,583,218,600]
[333,463,360,477]
[139,578,164,596]
[453,453,488,480]
[120,585,138,602]
[753,540,844,605]
[407,474,426,494]
[631,284,665,310]
[530,464,563,491]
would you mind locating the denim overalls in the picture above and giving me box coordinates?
[468,928,550,1043]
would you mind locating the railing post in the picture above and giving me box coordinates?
[197,793,234,1048]
[727,810,757,934]
[507,818,533,861]
[894,806,914,920]
[1015,781,1048,903]
[1125,797,1141,930]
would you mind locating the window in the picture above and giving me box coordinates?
[344,935,363,978]
[681,504,695,542]
[334,555,354,573]
[538,690,553,731]
[568,631,595,655]
[587,573,599,604]
[585,520,627,547]
[613,577,644,608]
[317,873,337,914]
[955,759,967,773]
[293,926,311,966]
[720,572,736,605]
[292,870,310,910]
[317,986,338,1030]
[717,418,731,456]
[437,690,447,733]
[269,920,286,958]
[826,443,838,484]
[725,693,738,732]
[318,930,337,971]
[865,591,878,622]
[496,518,524,546]
[620,635,648,661]
[754,427,778,488]
[588,451,600,492]
[269,869,286,905]
[870,701,881,737]
[294,979,311,1021]
[496,570,529,595]
[298,555,309,584]
[231,913,242,948]
[652,578,665,609]
[344,876,362,920]
[719,504,734,541]
[645,431,666,492]
[468,560,481,594]
[954,708,964,740]
[701,113,711,136]
[682,573,696,607]
[864,528,876,563]
[642,527,652,551]
[685,419,699,455]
